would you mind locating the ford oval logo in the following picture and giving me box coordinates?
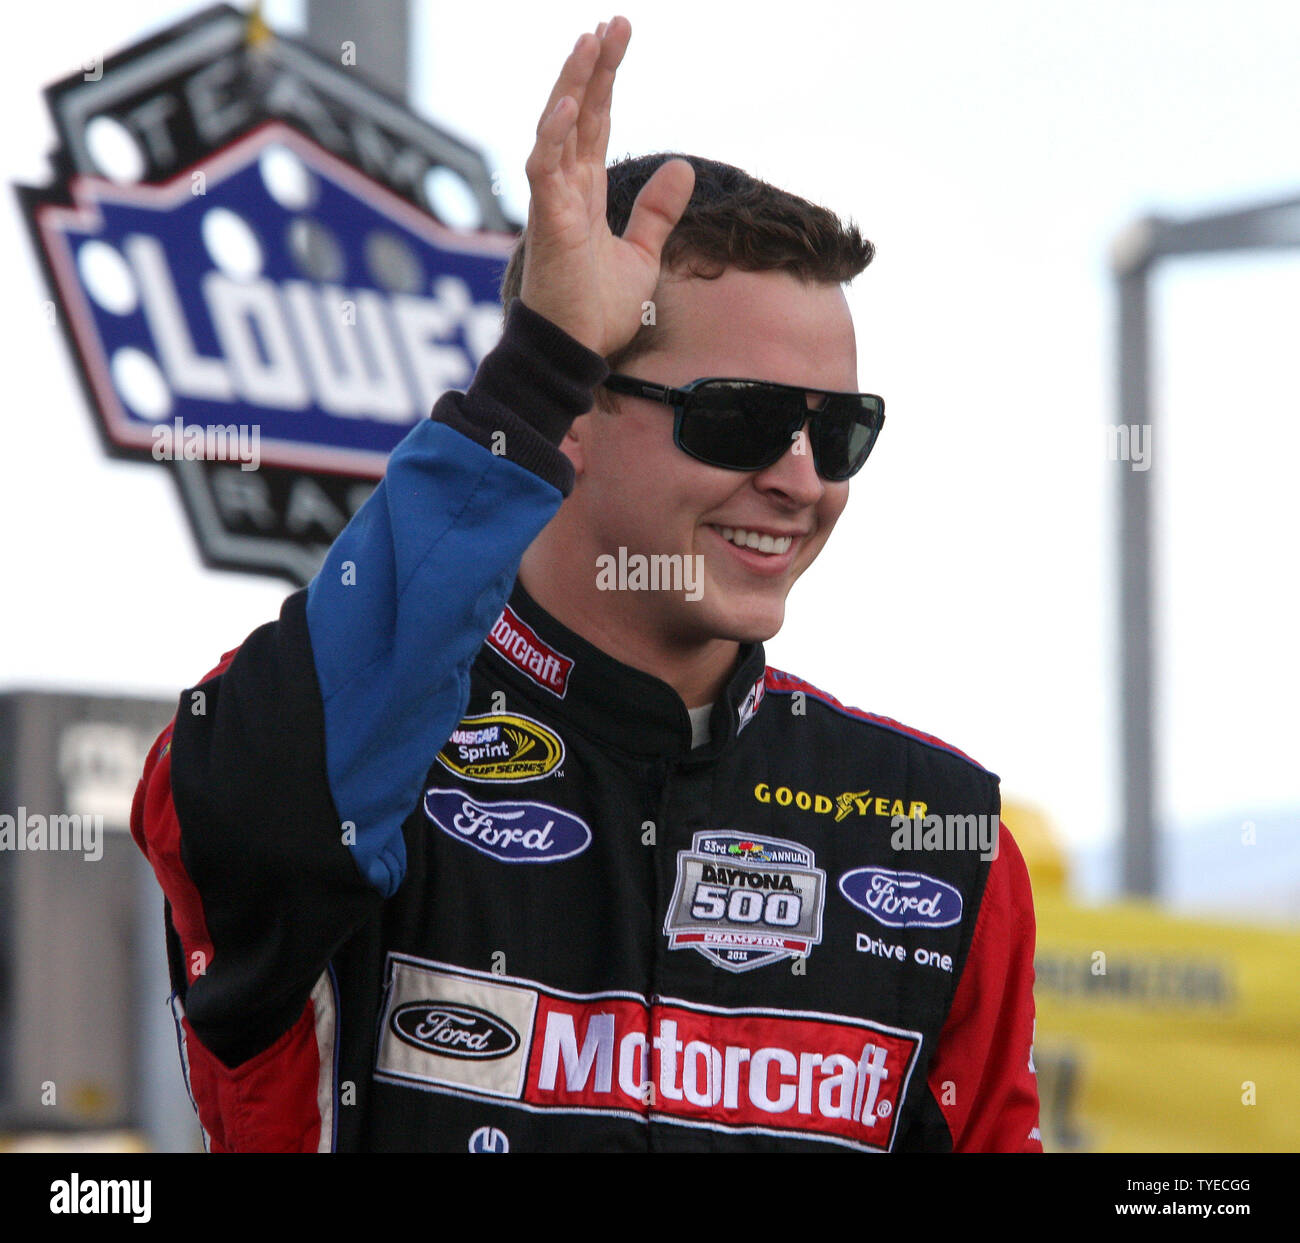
[838,868,963,929]
[423,789,592,863]
[390,1002,520,1060]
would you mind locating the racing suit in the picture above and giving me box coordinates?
[131,298,1042,1153]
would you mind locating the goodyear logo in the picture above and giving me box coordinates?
[436,713,563,782]
[753,783,928,823]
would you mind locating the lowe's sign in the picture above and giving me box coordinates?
[20,4,517,582]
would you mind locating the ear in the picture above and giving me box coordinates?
[560,409,590,477]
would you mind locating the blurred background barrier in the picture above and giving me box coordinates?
[0,690,199,1151]
[1008,800,1299,1153]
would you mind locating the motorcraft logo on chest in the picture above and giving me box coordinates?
[436,712,564,781]
[839,867,963,929]
[665,832,826,972]
[424,789,591,863]
[485,605,574,698]
[376,956,923,1152]
[18,4,516,584]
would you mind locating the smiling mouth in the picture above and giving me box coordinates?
[711,526,795,555]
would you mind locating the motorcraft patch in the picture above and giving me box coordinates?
[375,955,923,1152]
[485,605,574,698]
[424,788,591,863]
[436,712,563,781]
[665,832,826,973]
[838,867,963,929]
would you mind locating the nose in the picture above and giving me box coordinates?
[751,418,826,505]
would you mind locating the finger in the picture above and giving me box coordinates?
[576,17,631,162]
[527,94,577,188]
[620,157,696,264]
[582,20,623,173]
[536,32,600,136]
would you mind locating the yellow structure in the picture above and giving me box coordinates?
[1004,800,1298,1153]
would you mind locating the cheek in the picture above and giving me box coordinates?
[801,486,850,562]
[581,421,703,540]
[817,485,850,535]
[588,412,670,483]
[587,414,740,516]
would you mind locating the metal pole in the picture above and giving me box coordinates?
[1111,193,1300,898]
[306,0,410,100]
[1116,251,1157,896]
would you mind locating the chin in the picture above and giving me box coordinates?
[701,595,786,646]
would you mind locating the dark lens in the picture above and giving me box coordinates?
[677,381,795,470]
[810,397,883,480]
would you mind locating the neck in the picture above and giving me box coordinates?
[519,540,739,710]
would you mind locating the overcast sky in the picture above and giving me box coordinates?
[2,0,1297,889]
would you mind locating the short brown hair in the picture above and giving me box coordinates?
[499,152,875,406]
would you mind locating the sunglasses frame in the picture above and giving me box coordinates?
[601,373,885,480]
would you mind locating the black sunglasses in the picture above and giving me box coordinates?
[601,374,885,480]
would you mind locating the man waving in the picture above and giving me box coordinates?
[132,16,1041,1152]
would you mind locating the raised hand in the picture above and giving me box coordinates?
[518,17,695,358]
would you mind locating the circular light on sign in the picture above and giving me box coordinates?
[78,241,138,315]
[111,347,172,420]
[202,208,263,279]
[423,166,482,230]
[288,217,345,282]
[85,115,146,183]
[365,231,422,293]
[260,144,316,211]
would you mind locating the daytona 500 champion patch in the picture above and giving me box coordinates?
[664,832,826,972]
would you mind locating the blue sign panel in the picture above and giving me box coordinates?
[19,4,520,581]
[36,123,513,477]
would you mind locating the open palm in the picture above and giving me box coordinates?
[519,18,695,358]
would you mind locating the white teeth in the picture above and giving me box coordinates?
[715,527,793,555]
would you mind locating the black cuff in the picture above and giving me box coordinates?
[431,298,609,495]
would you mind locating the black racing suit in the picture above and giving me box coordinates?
[132,299,1041,1152]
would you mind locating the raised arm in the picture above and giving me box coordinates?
[130,16,692,1092]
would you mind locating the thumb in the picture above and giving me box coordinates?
[619,158,696,267]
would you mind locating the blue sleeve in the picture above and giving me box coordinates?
[305,422,559,896]
[135,300,608,1068]
[302,297,608,897]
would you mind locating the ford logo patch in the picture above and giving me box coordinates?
[390,1002,519,1060]
[837,868,963,929]
[423,788,592,863]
